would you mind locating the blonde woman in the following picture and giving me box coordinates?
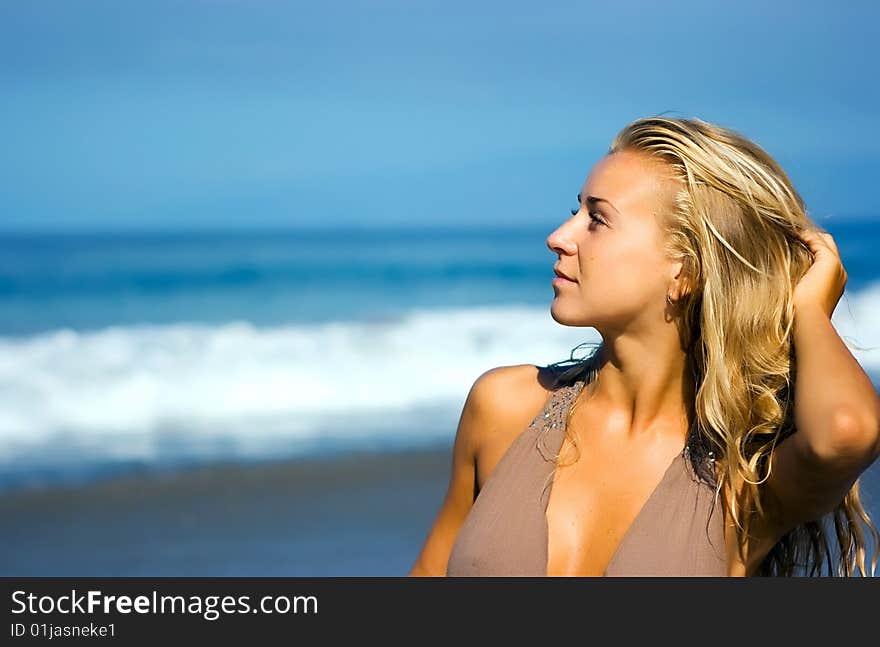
[409,116,880,577]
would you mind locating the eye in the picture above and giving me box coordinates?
[571,206,605,226]
[588,211,605,226]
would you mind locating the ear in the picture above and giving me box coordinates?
[669,259,691,300]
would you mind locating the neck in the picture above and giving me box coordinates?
[587,332,695,443]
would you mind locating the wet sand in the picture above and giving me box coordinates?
[2,440,879,576]
[0,443,453,576]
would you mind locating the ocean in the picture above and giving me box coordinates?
[1,218,879,575]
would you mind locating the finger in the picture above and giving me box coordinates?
[796,228,825,254]
[819,232,840,256]
[806,230,839,258]
[797,228,837,256]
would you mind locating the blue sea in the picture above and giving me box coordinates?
[1,219,879,492]
[1,218,879,576]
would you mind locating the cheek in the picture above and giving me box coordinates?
[579,241,666,307]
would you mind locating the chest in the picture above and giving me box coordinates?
[543,441,688,576]
[541,452,768,577]
[472,426,740,576]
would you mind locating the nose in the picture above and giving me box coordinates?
[546,221,576,256]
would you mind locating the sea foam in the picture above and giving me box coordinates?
[0,283,877,484]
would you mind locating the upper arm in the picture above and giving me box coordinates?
[407,365,539,576]
[759,409,880,536]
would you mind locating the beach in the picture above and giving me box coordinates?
[2,438,880,577]
[0,442,453,576]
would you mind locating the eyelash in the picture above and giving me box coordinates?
[571,206,605,226]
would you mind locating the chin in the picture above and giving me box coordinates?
[550,302,589,327]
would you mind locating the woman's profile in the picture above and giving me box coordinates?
[408,115,880,577]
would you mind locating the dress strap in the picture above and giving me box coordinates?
[534,376,586,463]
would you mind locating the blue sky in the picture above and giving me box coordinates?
[1,0,877,231]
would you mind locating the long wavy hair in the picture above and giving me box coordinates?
[548,115,878,577]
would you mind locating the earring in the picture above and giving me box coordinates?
[666,293,674,305]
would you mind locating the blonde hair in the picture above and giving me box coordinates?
[552,116,878,576]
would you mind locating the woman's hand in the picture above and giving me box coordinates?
[793,228,847,318]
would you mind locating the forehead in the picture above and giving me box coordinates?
[580,151,676,218]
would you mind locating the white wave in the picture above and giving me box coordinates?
[0,282,877,473]
[833,283,880,367]
[0,304,598,467]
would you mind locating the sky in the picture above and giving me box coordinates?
[1,0,878,231]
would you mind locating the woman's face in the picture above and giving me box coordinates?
[546,150,681,335]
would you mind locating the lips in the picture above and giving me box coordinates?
[553,266,577,282]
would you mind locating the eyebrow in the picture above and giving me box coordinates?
[578,193,620,214]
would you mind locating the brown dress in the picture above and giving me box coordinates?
[445,370,728,576]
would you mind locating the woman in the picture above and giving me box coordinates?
[408,116,880,577]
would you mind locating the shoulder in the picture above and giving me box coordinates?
[471,362,551,393]
[463,363,568,454]
[467,363,560,411]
